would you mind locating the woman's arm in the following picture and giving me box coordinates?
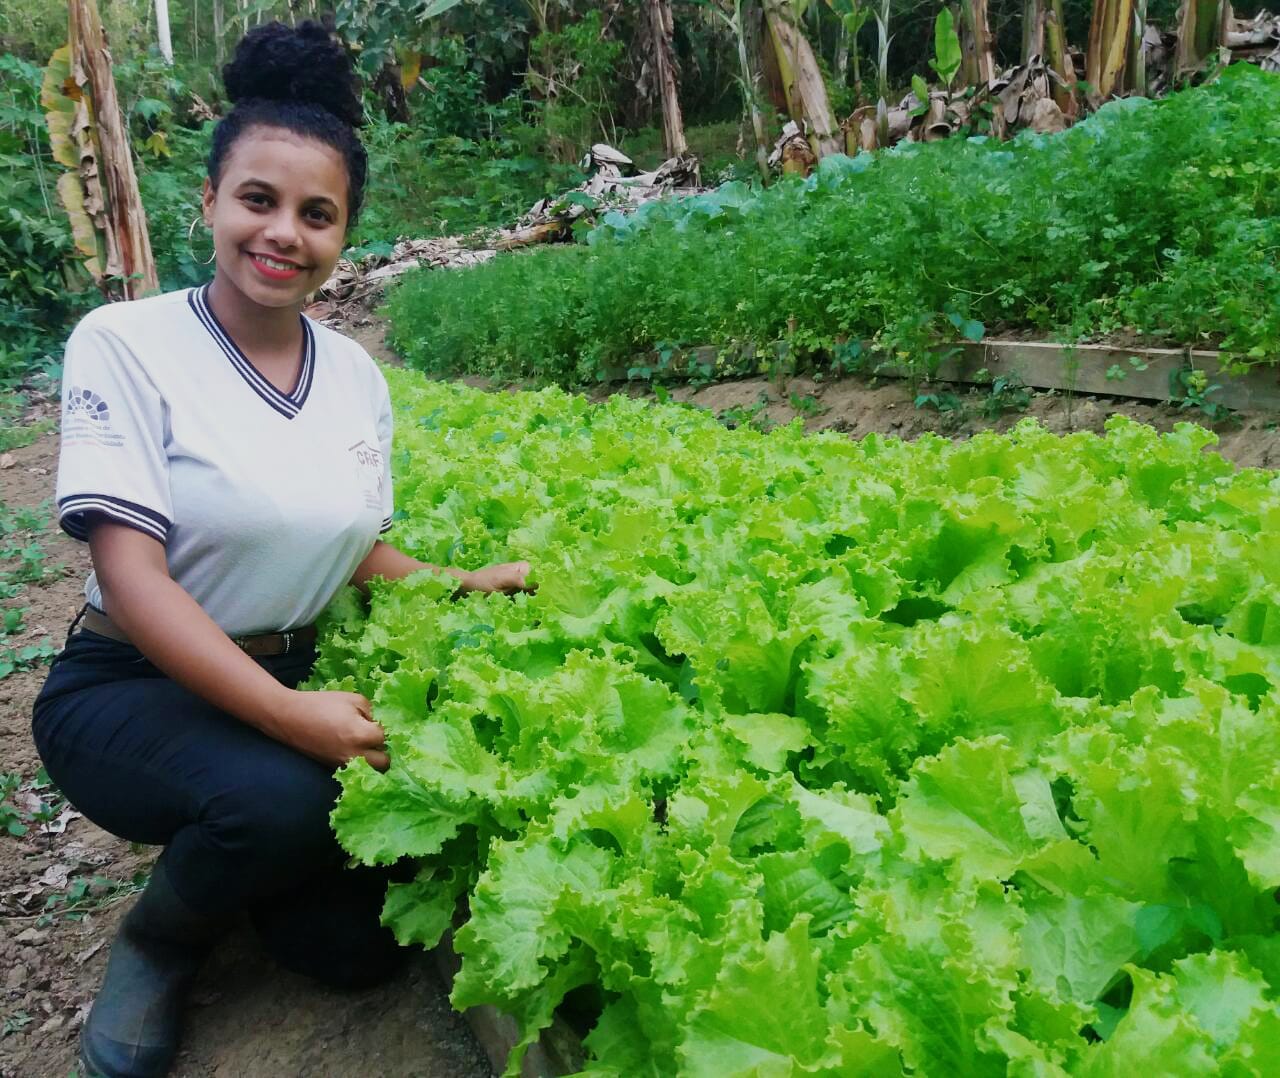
[89,520,389,770]
[349,540,532,596]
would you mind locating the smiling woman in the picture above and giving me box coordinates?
[28,20,532,1078]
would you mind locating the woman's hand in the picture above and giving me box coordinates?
[460,561,535,596]
[271,689,390,772]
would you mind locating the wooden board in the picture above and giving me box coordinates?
[603,339,1280,411]
[431,934,583,1078]
[924,341,1280,412]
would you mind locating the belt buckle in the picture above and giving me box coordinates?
[281,631,293,656]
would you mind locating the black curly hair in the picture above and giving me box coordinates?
[208,21,368,226]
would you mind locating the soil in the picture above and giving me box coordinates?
[3,314,1278,1078]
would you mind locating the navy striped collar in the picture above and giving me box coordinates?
[188,284,315,420]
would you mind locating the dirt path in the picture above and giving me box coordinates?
[4,317,1278,1077]
[0,431,491,1078]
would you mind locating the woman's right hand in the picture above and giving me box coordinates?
[272,688,390,772]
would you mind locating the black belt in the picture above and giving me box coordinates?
[78,606,317,658]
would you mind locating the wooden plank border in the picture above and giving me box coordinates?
[431,933,582,1078]
[603,340,1280,411]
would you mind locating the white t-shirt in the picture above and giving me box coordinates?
[56,285,394,637]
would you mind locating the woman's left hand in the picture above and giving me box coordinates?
[462,561,535,596]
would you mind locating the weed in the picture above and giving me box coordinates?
[0,640,57,678]
[718,394,775,432]
[1170,366,1235,424]
[914,390,965,414]
[788,391,826,418]
[0,767,68,839]
[2,1011,33,1038]
[37,870,148,928]
[981,374,1032,419]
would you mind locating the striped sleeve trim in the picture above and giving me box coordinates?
[58,495,171,544]
[379,516,394,534]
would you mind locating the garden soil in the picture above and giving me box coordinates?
[4,317,1280,1077]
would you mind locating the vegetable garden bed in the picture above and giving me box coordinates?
[314,369,1280,1076]
[386,69,1280,394]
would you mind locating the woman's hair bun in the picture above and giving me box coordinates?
[222,21,363,128]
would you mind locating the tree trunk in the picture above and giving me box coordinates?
[213,0,225,66]
[1044,0,1080,117]
[1023,0,1046,62]
[737,1,772,182]
[763,0,841,157]
[1175,0,1230,75]
[155,0,174,64]
[373,63,411,124]
[1087,0,1136,98]
[1127,0,1149,92]
[648,0,688,156]
[835,22,850,91]
[46,0,159,298]
[958,0,997,86]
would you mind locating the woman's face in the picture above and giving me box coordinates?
[202,126,349,312]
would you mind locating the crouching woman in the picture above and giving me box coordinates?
[31,21,529,1078]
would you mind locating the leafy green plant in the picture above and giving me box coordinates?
[981,372,1032,418]
[788,390,826,417]
[0,641,57,679]
[0,767,68,838]
[1,1010,33,1038]
[717,392,775,430]
[317,372,1280,1076]
[914,388,964,412]
[0,772,26,836]
[1170,365,1233,423]
[388,68,1280,388]
[928,7,963,89]
[0,53,96,391]
[37,870,149,927]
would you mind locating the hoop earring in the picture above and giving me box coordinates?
[187,216,215,266]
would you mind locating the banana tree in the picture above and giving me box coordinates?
[1175,0,1230,75]
[695,0,771,180]
[648,0,688,156]
[957,0,997,87]
[1086,0,1136,98]
[873,0,891,144]
[1044,0,1079,116]
[763,0,842,156]
[1023,0,1045,62]
[155,0,173,65]
[825,0,870,105]
[45,0,158,298]
[1127,0,1149,94]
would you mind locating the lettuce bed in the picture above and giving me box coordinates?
[312,369,1280,1075]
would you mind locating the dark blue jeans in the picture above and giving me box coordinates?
[31,628,403,988]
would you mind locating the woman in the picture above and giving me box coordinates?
[32,22,530,1078]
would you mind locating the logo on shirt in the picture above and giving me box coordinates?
[348,439,384,511]
[67,387,111,423]
[63,386,125,449]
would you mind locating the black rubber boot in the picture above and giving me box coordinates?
[79,863,225,1078]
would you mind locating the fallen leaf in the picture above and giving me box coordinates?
[74,939,106,965]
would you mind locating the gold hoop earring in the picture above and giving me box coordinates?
[187,216,215,266]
